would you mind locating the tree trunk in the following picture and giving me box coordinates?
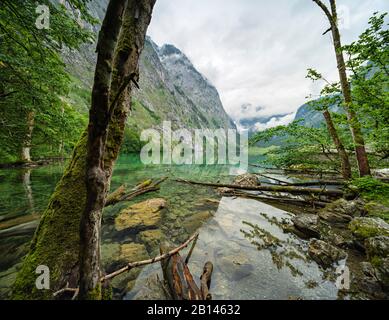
[12,0,156,300]
[313,0,371,177]
[322,110,352,179]
[20,111,34,162]
[78,0,128,300]
[79,0,156,299]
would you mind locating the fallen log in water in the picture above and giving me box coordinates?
[174,178,344,197]
[105,177,168,207]
[220,189,329,208]
[0,220,39,239]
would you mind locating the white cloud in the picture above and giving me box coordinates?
[254,113,296,132]
[148,0,388,126]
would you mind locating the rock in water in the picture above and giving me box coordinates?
[115,198,167,232]
[318,199,365,225]
[349,217,389,241]
[308,239,347,268]
[292,214,320,238]
[233,174,259,187]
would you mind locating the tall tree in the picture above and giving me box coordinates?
[306,69,352,180]
[12,0,156,300]
[0,0,95,163]
[313,0,371,176]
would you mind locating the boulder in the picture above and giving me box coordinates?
[374,257,389,290]
[364,201,389,223]
[233,173,259,187]
[308,239,347,269]
[115,198,166,232]
[364,236,389,261]
[137,229,165,253]
[292,214,320,238]
[110,243,150,296]
[218,252,254,281]
[349,217,389,241]
[318,199,365,225]
[372,168,389,179]
[181,210,213,234]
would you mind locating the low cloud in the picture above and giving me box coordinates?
[148,0,388,129]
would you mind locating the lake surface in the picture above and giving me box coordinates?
[0,154,340,299]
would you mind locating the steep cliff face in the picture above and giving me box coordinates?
[64,0,235,147]
[128,38,235,133]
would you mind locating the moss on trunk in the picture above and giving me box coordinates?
[12,131,88,299]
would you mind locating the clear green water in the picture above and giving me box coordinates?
[0,154,339,299]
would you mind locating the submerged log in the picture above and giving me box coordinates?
[174,178,344,197]
[160,245,202,300]
[160,242,213,300]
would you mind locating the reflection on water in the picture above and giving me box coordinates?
[0,154,339,299]
[128,197,339,300]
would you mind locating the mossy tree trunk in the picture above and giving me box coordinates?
[12,0,156,300]
[313,0,371,177]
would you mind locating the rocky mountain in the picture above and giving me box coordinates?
[294,98,343,128]
[63,0,235,152]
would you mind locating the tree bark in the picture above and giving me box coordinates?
[12,0,156,300]
[20,111,34,162]
[313,0,371,177]
[79,0,156,300]
[322,110,352,179]
[175,178,344,196]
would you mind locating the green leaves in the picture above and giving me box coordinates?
[0,0,95,162]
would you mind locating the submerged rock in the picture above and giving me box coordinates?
[319,199,365,225]
[137,229,165,253]
[218,252,254,281]
[133,274,172,300]
[349,217,389,241]
[308,239,347,269]
[110,243,150,296]
[233,174,259,187]
[115,198,167,232]
[181,210,213,234]
[292,214,320,238]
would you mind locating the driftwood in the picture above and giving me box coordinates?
[105,177,168,207]
[255,173,346,187]
[160,240,213,300]
[0,220,39,239]
[200,262,213,300]
[54,232,205,299]
[174,178,344,197]
[249,163,339,175]
[220,188,329,208]
[101,231,199,282]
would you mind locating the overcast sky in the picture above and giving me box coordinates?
[147,0,388,129]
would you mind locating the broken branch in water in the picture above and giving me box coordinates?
[174,178,344,197]
[220,188,329,208]
[105,177,168,206]
[101,231,200,282]
[53,231,200,299]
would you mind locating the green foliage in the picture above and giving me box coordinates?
[343,12,389,159]
[253,12,388,172]
[0,0,95,162]
[250,120,340,171]
[349,177,389,205]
